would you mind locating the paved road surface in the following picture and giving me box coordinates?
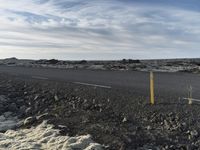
[0,65,200,100]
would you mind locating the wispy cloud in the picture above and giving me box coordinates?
[0,0,200,59]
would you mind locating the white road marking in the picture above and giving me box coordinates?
[183,97,200,102]
[73,82,111,89]
[32,76,48,80]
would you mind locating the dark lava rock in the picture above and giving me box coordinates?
[8,103,18,112]
[24,116,36,125]
[36,113,50,121]
[25,107,32,115]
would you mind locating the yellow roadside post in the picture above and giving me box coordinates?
[188,85,193,105]
[150,71,155,105]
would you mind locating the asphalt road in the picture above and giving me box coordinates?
[0,65,200,100]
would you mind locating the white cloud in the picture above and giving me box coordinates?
[0,0,200,59]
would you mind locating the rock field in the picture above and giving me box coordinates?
[1,58,200,73]
[1,73,200,149]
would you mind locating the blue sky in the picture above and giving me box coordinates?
[0,0,200,60]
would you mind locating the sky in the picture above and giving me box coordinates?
[0,0,200,60]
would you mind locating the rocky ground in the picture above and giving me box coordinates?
[1,73,200,149]
[1,58,200,73]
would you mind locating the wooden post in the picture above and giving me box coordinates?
[150,71,155,105]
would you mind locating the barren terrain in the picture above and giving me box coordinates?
[1,58,200,73]
[0,72,200,149]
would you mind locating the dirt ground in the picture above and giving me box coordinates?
[0,73,200,150]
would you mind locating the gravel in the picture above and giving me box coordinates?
[0,78,103,149]
[1,73,200,149]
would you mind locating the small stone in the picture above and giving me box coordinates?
[24,117,36,125]
[58,125,67,128]
[191,130,198,138]
[25,107,32,115]
[54,95,59,101]
[72,103,76,109]
[122,117,127,123]
[19,105,26,112]
[99,108,103,112]
[164,120,170,130]
[16,120,24,127]
[84,99,87,103]
[147,125,152,130]
[181,122,187,127]
[34,95,39,100]
[36,113,49,120]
